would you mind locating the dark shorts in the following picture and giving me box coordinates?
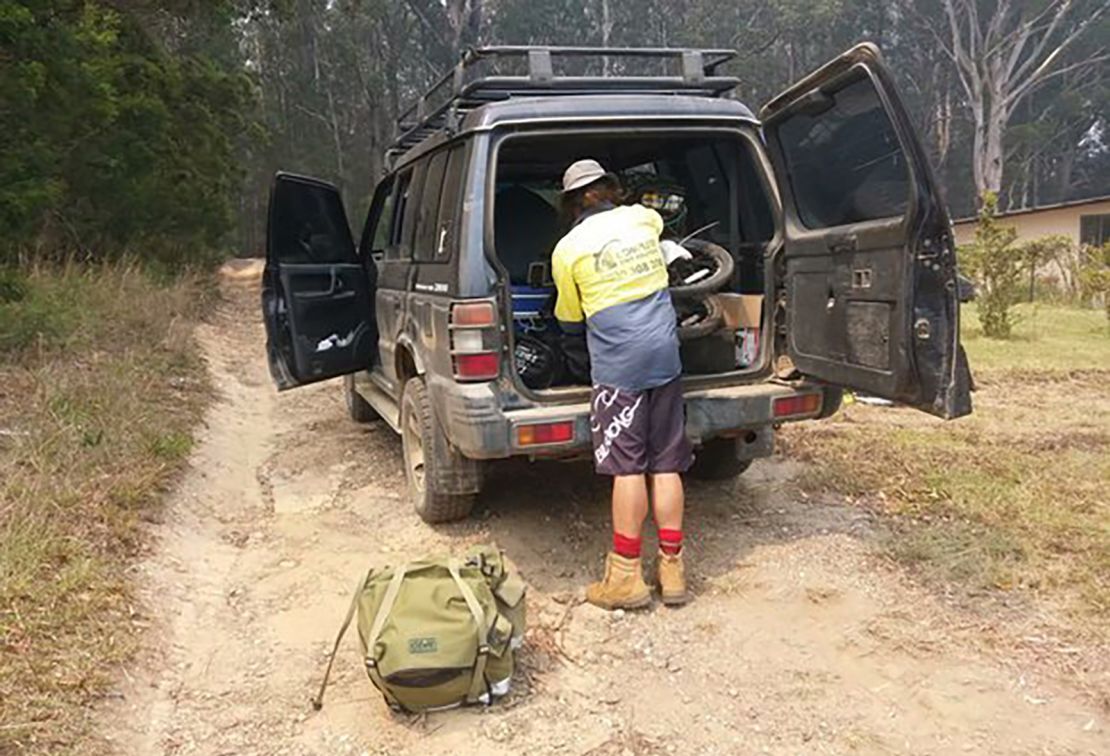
[590,379,694,476]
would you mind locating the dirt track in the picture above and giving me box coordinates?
[97,283,1105,755]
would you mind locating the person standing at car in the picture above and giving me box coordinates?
[551,158,693,609]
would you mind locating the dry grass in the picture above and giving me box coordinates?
[0,262,212,752]
[781,304,1110,628]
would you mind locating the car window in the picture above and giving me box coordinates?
[386,170,413,260]
[737,144,775,242]
[397,162,426,259]
[436,145,466,260]
[414,151,449,262]
[776,74,910,229]
[359,176,395,258]
[678,143,728,233]
[270,178,354,265]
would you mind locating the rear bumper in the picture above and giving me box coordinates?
[428,375,840,461]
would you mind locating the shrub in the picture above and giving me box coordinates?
[1,261,211,751]
[0,269,78,352]
[0,268,29,303]
[1018,234,1075,302]
[1078,242,1110,331]
[961,193,1023,339]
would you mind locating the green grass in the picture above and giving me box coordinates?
[781,302,1110,628]
[960,302,1110,372]
[0,262,212,753]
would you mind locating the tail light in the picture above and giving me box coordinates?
[450,301,499,381]
[773,392,821,419]
[517,421,575,447]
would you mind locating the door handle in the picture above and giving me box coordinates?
[295,289,354,302]
[295,269,347,300]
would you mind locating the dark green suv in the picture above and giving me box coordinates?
[262,44,972,523]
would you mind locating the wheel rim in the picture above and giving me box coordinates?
[403,408,426,496]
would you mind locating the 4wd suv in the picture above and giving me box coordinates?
[262,44,972,523]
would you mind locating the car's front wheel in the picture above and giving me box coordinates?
[688,438,753,480]
[400,376,479,523]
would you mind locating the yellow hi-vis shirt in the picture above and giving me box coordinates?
[550,204,681,390]
[551,204,668,323]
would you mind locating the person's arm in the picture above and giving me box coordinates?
[552,246,585,332]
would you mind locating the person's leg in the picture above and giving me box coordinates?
[587,386,652,610]
[650,473,683,531]
[646,379,694,605]
[613,474,649,540]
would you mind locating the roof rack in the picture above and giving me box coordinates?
[390,46,739,157]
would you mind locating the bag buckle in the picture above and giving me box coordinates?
[465,553,497,578]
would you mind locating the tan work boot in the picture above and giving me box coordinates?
[585,552,652,610]
[657,550,690,606]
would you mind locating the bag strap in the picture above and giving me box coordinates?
[448,561,491,705]
[362,563,410,709]
[312,564,409,711]
[312,575,365,710]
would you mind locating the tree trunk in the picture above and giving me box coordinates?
[933,71,952,169]
[939,0,1108,208]
[973,96,1006,200]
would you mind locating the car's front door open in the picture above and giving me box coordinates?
[761,43,971,419]
[262,173,378,390]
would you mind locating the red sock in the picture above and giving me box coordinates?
[658,529,683,556]
[613,532,642,559]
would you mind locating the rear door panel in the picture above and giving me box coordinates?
[761,43,971,419]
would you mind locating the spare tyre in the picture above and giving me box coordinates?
[668,239,734,299]
[675,296,724,341]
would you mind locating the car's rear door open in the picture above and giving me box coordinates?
[761,43,971,419]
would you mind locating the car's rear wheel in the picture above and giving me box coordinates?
[400,376,478,523]
[688,438,753,480]
[344,375,378,423]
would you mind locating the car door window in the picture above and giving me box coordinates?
[776,74,910,229]
[414,151,449,262]
[270,179,355,265]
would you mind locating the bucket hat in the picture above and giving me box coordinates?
[561,159,613,193]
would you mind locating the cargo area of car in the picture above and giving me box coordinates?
[490,129,778,398]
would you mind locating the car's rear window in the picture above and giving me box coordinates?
[775,74,911,229]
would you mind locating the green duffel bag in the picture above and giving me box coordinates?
[313,548,526,713]
[462,544,526,649]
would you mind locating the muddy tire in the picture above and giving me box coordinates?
[400,376,478,523]
[344,375,378,423]
[676,296,725,341]
[668,240,735,299]
[688,438,753,480]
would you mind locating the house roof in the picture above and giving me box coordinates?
[952,193,1110,224]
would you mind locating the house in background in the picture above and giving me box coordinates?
[952,194,1110,248]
